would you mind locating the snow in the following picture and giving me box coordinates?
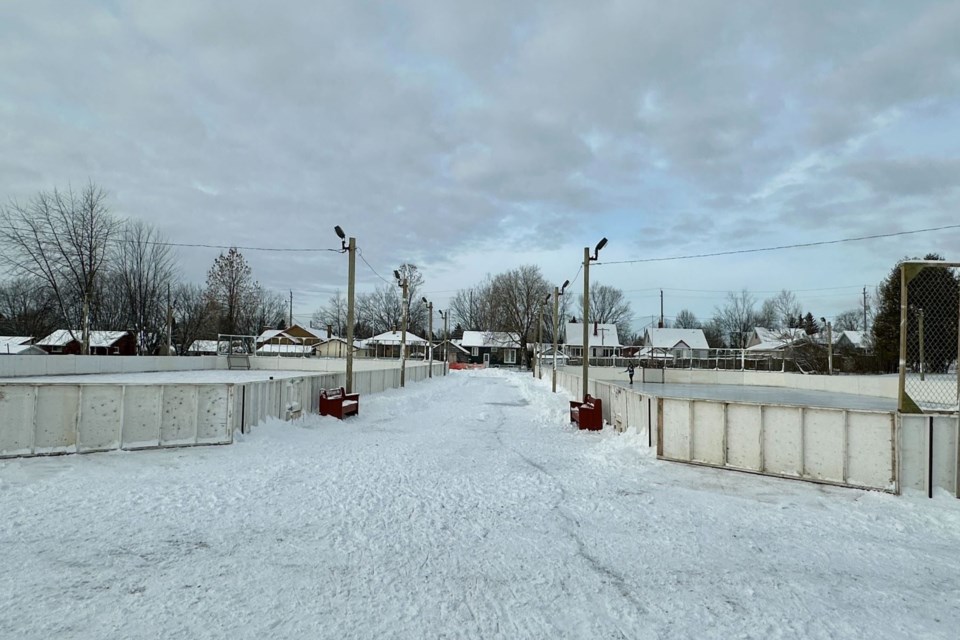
[2,369,959,639]
[36,329,129,348]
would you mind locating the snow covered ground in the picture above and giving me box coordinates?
[2,369,959,639]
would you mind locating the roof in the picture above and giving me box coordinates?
[747,327,809,351]
[642,328,708,350]
[837,330,866,348]
[37,330,129,348]
[0,343,47,355]
[564,323,622,348]
[365,330,428,346]
[187,340,219,353]
[459,331,522,348]
[0,336,33,347]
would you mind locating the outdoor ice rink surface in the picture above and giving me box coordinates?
[2,369,959,639]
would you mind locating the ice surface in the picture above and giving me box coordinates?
[2,369,959,639]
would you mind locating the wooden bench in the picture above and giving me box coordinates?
[569,395,603,431]
[319,387,359,419]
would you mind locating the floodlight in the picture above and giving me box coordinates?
[422,297,428,304]
[334,225,346,240]
[394,270,401,281]
[595,237,608,253]
[561,279,570,292]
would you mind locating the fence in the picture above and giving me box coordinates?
[0,362,445,458]
[898,261,960,413]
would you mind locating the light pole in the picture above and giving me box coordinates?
[438,309,449,376]
[335,226,356,394]
[582,237,608,400]
[394,269,408,388]
[422,297,433,378]
[821,317,833,376]
[537,292,550,379]
[552,279,570,393]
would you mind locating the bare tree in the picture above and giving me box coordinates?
[115,220,177,353]
[673,309,700,329]
[579,282,633,341]
[0,183,120,353]
[714,289,757,348]
[242,284,287,334]
[172,283,217,353]
[450,278,495,330]
[763,289,802,329]
[312,290,348,336]
[357,287,403,335]
[833,309,865,331]
[0,277,57,340]
[488,265,551,368]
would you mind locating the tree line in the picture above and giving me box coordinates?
[0,183,287,354]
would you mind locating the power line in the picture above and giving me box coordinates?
[357,248,392,285]
[596,224,960,266]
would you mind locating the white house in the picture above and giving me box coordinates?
[642,328,709,359]
[564,322,621,359]
[0,336,45,355]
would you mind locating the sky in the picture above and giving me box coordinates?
[1,1,959,334]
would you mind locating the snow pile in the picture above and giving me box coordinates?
[2,369,959,639]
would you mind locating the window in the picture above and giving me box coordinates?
[471,347,478,356]
[504,349,516,364]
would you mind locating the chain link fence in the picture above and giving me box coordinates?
[898,261,960,413]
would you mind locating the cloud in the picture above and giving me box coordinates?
[0,0,958,327]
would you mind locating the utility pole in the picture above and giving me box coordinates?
[345,237,356,393]
[582,246,590,400]
[582,238,607,400]
[423,298,433,378]
[659,289,664,328]
[553,286,561,393]
[537,293,549,379]
[289,290,293,328]
[863,286,868,333]
[826,320,833,375]
[395,270,408,388]
[440,310,449,376]
[166,283,173,356]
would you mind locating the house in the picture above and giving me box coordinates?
[443,340,471,364]
[313,337,369,359]
[36,330,136,355]
[834,330,867,352]
[564,322,621,359]
[364,330,429,359]
[746,327,808,351]
[459,331,522,366]
[0,336,46,356]
[642,328,709,359]
[536,345,569,365]
[187,340,219,355]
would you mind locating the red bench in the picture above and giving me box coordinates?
[569,395,603,431]
[319,387,359,419]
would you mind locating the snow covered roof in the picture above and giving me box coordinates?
[459,331,522,348]
[564,323,621,348]
[0,343,46,355]
[187,340,219,353]
[257,329,300,344]
[0,336,33,347]
[837,330,866,348]
[365,330,428,345]
[747,327,809,351]
[642,328,708,350]
[37,330,129,348]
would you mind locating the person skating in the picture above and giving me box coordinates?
[625,363,635,384]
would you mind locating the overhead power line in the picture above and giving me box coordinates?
[596,224,960,266]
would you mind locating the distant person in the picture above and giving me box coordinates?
[625,363,635,385]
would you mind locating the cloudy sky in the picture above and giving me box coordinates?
[2,1,959,333]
